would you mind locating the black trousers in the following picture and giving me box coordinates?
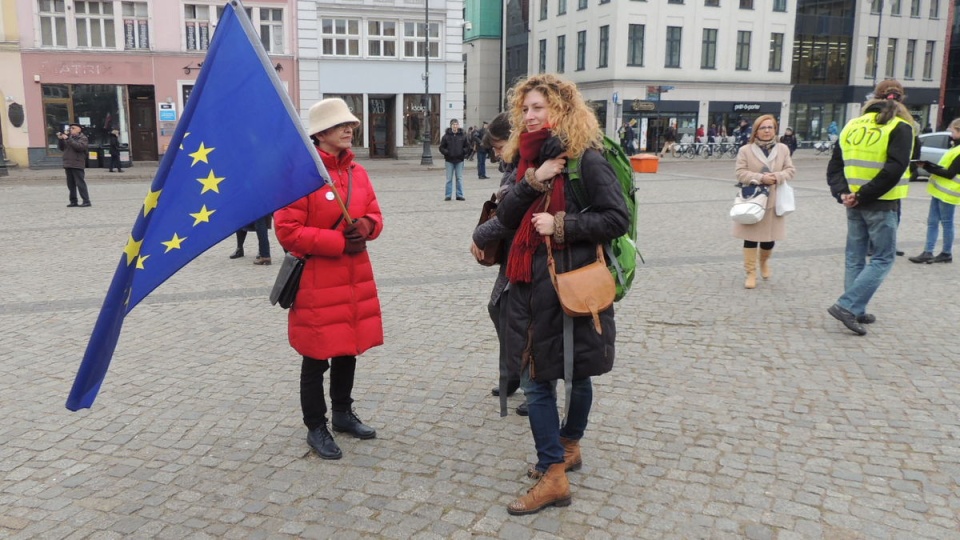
[65,168,90,204]
[743,240,775,250]
[109,153,122,171]
[300,355,356,430]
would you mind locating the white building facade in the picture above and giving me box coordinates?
[297,0,465,159]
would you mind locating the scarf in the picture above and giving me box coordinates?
[505,129,566,283]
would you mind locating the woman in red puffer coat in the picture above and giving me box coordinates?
[274,98,384,461]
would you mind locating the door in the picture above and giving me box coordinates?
[129,99,158,161]
[368,97,395,158]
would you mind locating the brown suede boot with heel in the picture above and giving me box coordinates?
[759,248,773,279]
[508,462,571,515]
[743,248,757,289]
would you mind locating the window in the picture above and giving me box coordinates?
[540,0,548,20]
[905,39,916,79]
[773,0,786,11]
[627,24,644,66]
[736,30,751,70]
[367,20,396,58]
[324,18,361,56]
[701,28,717,69]
[870,0,882,14]
[910,0,920,16]
[259,8,283,53]
[598,25,609,68]
[885,38,897,78]
[665,26,681,68]
[576,30,586,70]
[122,2,149,50]
[539,39,547,73]
[769,32,783,71]
[184,4,211,51]
[558,0,567,15]
[865,36,878,78]
[557,35,566,73]
[668,0,684,4]
[39,0,67,47]
[705,0,719,6]
[891,0,901,15]
[404,21,439,59]
[75,1,116,48]
[923,41,935,79]
[578,0,587,9]
[740,0,753,8]
[930,0,940,18]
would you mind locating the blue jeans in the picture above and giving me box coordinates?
[837,207,898,316]
[476,149,487,177]
[444,161,464,199]
[521,369,593,473]
[924,197,956,254]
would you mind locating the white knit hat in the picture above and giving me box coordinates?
[307,98,360,136]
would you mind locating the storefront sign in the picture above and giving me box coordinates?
[631,100,656,112]
[733,103,761,112]
[159,102,177,122]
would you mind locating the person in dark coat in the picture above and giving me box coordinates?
[439,119,469,200]
[780,127,798,155]
[58,123,91,207]
[496,73,629,516]
[107,129,123,172]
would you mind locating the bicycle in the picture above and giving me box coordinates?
[813,140,835,155]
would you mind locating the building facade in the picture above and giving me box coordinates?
[297,0,465,160]
[7,0,297,168]
[463,0,502,128]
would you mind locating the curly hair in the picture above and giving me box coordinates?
[501,73,603,163]
[747,115,779,146]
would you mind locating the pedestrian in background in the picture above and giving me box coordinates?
[475,121,490,179]
[107,129,123,173]
[826,79,914,336]
[909,118,960,264]
[227,215,273,265]
[497,73,629,516]
[274,98,384,460]
[780,127,798,155]
[439,119,469,201]
[58,123,91,207]
[470,112,528,418]
[734,115,796,289]
[660,122,678,158]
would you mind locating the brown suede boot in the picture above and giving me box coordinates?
[743,248,757,289]
[759,249,773,279]
[527,437,583,479]
[508,462,571,515]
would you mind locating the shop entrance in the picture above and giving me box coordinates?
[129,85,158,161]
[368,96,395,158]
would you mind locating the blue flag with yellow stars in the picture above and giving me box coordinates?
[66,1,329,411]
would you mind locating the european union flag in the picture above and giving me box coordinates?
[66,2,328,411]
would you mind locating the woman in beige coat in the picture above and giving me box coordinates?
[733,114,796,289]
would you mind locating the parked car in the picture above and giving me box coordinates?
[915,131,953,179]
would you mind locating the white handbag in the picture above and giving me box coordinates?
[775,181,796,217]
[730,185,769,225]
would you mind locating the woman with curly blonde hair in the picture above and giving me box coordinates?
[496,73,629,515]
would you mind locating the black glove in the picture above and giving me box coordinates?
[539,135,565,161]
[344,239,367,254]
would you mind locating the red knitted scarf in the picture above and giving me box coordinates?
[506,130,566,283]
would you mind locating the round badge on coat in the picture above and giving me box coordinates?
[325,191,335,201]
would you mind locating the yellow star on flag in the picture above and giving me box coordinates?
[135,254,149,270]
[189,205,216,226]
[189,142,215,166]
[123,235,142,266]
[161,233,187,253]
[143,189,161,217]
[197,170,226,194]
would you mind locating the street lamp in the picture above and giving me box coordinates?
[420,0,433,166]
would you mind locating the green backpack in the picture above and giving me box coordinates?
[565,135,642,301]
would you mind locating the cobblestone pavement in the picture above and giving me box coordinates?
[1,152,958,539]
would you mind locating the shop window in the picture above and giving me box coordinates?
[368,20,397,58]
[321,94,364,147]
[39,0,67,48]
[184,4,212,51]
[41,84,127,153]
[403,94,439,146]
[122,2,149,49]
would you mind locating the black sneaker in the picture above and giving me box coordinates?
[909,251,934,263]
[67,202,79,207]
[856,313,876,324]
[828,304,867,336]
[931,252,953,263]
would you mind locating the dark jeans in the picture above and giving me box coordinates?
[65,168,90,204]
[109,153,122,171]
[300,355,356,429]
[477,148,487,177]
[521,371,593,473]
[235,215,271,257]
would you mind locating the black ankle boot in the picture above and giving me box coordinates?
[306,424,342,459]
[332,409,377,439]
[229,247,244,259]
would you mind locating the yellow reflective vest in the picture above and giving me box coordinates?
[839,112,912,200]
[927,145,960,205]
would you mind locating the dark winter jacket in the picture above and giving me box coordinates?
[439,128,469,164]
[496,148,629,383]
[780,133,798,155]
[58,133,89,169]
